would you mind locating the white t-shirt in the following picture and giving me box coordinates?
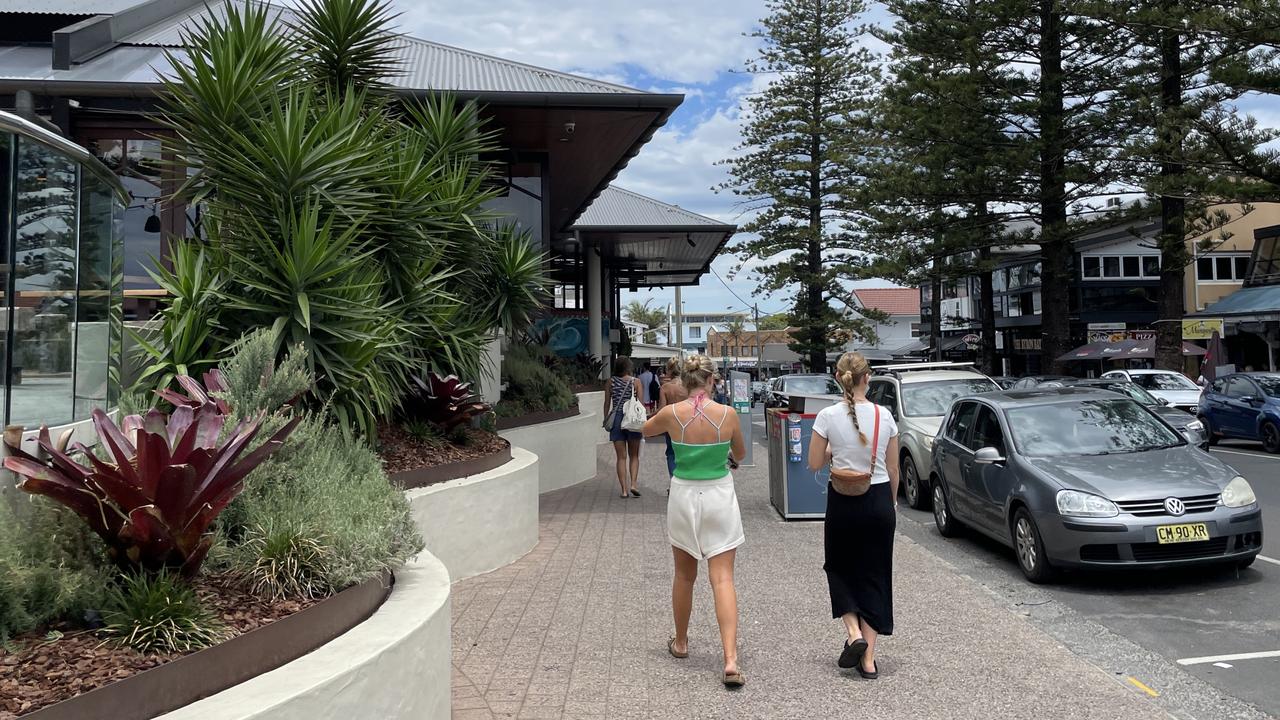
[639,371,655,403]
[812,400,899,485]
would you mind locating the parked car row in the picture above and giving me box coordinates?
[767,361,1265,584]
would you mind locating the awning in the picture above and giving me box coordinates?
[889,339,928,356]
[1187,284,1280,320]
[628,343,682,360]
[1056,341,1111,362]
[760,343,802,363]
[1061,339,1207,361]
[843,347,895,362]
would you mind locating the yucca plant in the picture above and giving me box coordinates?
[103,571,224,654]
[3,376,301,578]
[131,241,225,394]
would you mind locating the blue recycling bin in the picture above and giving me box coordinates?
[766,394,840,519]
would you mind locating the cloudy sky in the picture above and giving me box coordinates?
[391,1,1278,321]
[393,0,898,320]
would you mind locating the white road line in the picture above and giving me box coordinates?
[1256,555,1280,567]
[1210,447,1278,460]
[1177,650,1280,666]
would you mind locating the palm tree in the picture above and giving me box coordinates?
[725,318,747,367]
[623,299,668,344]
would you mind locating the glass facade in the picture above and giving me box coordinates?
[0,115,125,428]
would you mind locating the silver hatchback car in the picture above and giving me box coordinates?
[928,387,1263,583]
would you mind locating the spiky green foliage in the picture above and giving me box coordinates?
[154,0,550,437]
[215,329,313,414]
[132,240,224,392]
[623,300,668,344]
[718,0,881,371]
[103,571,224,654]
[0,497,111,643]
[234,524,333,600]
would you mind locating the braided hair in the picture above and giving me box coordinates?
[835,351,872,445]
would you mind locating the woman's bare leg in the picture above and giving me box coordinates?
[671,547,697,655]
[841,613,864,643]
[859,617,880,671]
[707,549,739,675]
[612,441,628,496]
[627,437,642,491]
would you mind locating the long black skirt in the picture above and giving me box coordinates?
[823,481,895,635]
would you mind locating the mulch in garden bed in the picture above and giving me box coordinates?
[0,574,319,719]
[376,424,509,478]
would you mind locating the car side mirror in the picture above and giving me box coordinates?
[974,446,1006,465]
[1243,395,1262,405]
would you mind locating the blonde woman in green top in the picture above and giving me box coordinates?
[643,355,748,689]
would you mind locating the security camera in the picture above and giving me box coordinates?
[563,122,576,135]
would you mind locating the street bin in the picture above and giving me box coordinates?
[766,393,841,519]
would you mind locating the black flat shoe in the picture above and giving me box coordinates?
[838,638,867,669]
[858,661,879,680]
[630,489,641,497]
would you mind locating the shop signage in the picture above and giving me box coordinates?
[961,333,981,350]
[1087,329,1156,344]
[1181,318,1223,340]
[1013,338,1042,351]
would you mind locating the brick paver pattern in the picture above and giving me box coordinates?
[449,440,1170,720]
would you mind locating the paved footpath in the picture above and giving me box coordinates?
[449,440,1170,720]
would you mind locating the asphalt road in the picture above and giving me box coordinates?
[747,404,1280,719]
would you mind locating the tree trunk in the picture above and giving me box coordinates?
[1038,0,1072,374]
[979,245,998,375]
[1155,13,1187,372]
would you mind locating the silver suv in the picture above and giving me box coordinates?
[867,363,1000,509]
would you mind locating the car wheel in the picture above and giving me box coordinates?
[1199,415,1218,447]
[1012,508,1057,584]
[901,455,930,510]
[932,480,960,538]
[1262,421,1280,454]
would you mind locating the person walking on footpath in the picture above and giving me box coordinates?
[808,351,899,679]
[603,356,644,498]
[639,362,658,413]
[657,356,690,477]
[643,355,748,689]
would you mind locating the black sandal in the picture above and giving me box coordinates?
[838,638,867,669]
[630,489,641,497]
[857,661,879,680]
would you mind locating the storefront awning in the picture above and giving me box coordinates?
[1187,284,1280,321]
[1059,339,1207,361]
[889,339,928,356]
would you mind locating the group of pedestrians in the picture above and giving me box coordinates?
[601,351,898,688]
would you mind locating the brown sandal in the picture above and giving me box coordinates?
[668,638,688,659]
[723,671,745,688]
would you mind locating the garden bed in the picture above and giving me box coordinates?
[494,406,579,430]
[1,572,390,720]
[379,424,511,489]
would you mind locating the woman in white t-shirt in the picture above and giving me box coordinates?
[808,352,900,679]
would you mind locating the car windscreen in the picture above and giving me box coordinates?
[1006,398,1183,457]
[785,376,840,395]
[901,378,998,417]
[1131,372,1198,391]
[1253,375,1280,398]
[1097,382,1158,406]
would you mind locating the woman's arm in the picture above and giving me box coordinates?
[808,432,829,472]
[727,410,747,462]
[886,436,901,506]
[643,405,670,438]
[602,378,611,417]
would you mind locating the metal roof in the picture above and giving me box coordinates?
[5,0,144,12]
[572,186,734,231]
[1188,284,1280,319]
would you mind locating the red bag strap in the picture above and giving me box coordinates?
[869,404,881,473]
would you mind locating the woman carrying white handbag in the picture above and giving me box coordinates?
[603,355,646,498]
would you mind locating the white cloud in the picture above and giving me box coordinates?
[392,0,767,85]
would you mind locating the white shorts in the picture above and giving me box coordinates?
[667,475,745,560]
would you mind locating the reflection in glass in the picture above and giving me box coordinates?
[903,378,1000,417]
[1007,399,1181,457]
[11,137,78,426]
[75,174,116,418]
[89,139,162,290]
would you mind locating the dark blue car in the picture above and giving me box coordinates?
[1198,373,1280,453]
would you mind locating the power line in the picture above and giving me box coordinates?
[708,265,785,317]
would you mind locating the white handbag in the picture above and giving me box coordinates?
[621,382,647,432]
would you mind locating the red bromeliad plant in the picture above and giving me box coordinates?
[3,375,300,578]
[403,372,490,432]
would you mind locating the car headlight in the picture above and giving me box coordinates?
[921,434,935,450]
[1056,489,1119,518]
[1221,476,1257,508]
[1185,420,1204,432]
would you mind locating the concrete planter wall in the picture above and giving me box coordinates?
[159,553,452,720]
[406,447,539,582]
[501,391,605,494]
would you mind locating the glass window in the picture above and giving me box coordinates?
[88,139,163,291]
[969,405,1006,454]
[1103,256,1120,277]
[1216,257,1233,281]
[1235,256,1250,280]
[881,382,899,415]
[946,401,979,444]
[1253,375,1280,398]
[74,173,118,418]
[1123,256,1140,277]
[784,376,841,395]
[1252,237,1280,283]
[866,380,885,404]
[688,326,701,339]
[1143,256,1160,277]
[903,378,1000,417]
[11,137,79,427]
[1083,256,1100,278]
[910,322,921,338]
[1131,371,1198,391]
[1097,381,1159,406]
[1197,257,1214,280]
[1008,398,1181,457]
[1226,376,1257,398]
